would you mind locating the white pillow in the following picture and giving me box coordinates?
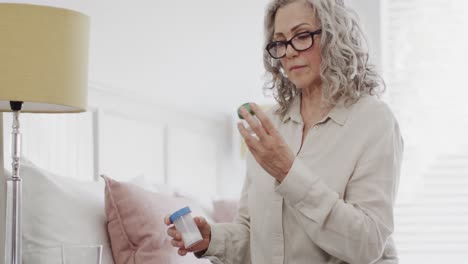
[18,160,114,264]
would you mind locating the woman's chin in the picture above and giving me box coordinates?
[290,77,321,91]
[289,79,308,90]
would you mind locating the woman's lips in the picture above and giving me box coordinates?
[289,65,306,71]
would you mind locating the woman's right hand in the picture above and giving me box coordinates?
[164,215,212,256]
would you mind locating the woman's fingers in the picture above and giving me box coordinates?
[165,216,182,240]
[164,215,172,225]
[193,216,205,227]
[166,226,182,240]
[238,121,261,150]
[166,215,211,255]
[168,227,185,249]
[239,106,268,140]
[171,239,184,247]
[250,103,278,137]
[193,216,210,237]
[178,248,188,256]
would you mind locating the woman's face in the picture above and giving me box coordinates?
[274,0,322,90]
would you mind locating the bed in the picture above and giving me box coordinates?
[0,85,238,263]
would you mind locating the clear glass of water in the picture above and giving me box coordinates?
[23,244,103,264]
[62,245,103,264]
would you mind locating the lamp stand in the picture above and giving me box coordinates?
[1,113,6,263]
[5,101,23,264]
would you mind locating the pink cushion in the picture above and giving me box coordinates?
[102,175,211,264]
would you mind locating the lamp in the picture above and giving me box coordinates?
[0,4,89,264]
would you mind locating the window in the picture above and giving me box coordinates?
[382,0,468,262]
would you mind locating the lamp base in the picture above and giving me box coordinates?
[4,109,22,264]
[5,178,21,264]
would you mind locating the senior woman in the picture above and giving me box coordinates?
[165,0,403,263]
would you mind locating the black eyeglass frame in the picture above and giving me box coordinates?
[266,29,322,59]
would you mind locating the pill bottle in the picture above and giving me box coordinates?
[169,207,203,248]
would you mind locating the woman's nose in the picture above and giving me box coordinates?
[284,43,298,58]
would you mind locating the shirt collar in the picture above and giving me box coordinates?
[281,95,302,124]
[281,94,349,126]
[327,98,349,126]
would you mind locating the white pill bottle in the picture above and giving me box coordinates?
[169,206,203,248]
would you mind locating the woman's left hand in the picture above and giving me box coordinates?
[238,103,295,183]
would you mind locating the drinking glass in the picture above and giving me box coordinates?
[62,245,103,264]
[23,244,103,264]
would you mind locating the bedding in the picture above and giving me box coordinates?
[0,159,238,263]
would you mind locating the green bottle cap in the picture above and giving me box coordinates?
[237,103,255,119]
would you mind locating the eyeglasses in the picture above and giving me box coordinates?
[266,29,322,59]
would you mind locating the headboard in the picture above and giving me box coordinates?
[2,111,97,181]
[0,84,227,262]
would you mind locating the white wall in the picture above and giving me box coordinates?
[348,0,382,71]
[0,0,273,117]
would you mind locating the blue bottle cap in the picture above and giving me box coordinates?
[169,206,192,223]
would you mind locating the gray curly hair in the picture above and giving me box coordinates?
[263,0,385,115]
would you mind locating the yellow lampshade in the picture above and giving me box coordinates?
[0,3,89,113]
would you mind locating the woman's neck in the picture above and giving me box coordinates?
[300,86,331,126]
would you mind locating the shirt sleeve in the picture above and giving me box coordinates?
[198,163,252,264]
[275,105,404,264]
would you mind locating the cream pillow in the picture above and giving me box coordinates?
[19,160,114,264]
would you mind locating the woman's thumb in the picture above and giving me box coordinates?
[194,217,210,233]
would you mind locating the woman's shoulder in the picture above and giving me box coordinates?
[348,94,399,130]
[353,95,395,118]
[265,103,280,115]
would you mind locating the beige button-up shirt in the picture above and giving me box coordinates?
[202,94,403,264]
